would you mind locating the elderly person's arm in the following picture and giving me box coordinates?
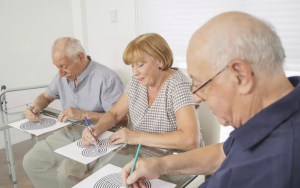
[56,106,107,122]
[25,92,55,122]
[58,76,125,123]
[109,104,200,150]
[25,92,117,123]
[29,92,109,123]
[122,143,226,187]
[81,92,129,145]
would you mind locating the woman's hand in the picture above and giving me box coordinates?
[109,128,140,145]
[81,126,100,145]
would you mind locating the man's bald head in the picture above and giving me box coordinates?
[187,11,285,74]
[52,37,86,62]
[187,12,290,128]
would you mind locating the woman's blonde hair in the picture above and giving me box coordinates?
[123,33,173,70]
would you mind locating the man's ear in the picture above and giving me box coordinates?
[229,60,254,94]
[78,52,86,64]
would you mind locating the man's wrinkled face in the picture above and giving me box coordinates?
[187,44,234,126]
[52,52,81,81]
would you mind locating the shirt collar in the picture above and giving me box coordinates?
[77,60,95,80]
[231,76,300,151]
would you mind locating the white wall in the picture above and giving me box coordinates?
[0,0,75,148]
[71,0,89,53]
[83,0,220,145]
[0,0,220,149]
[85,0,136,85]
[0,0,74,89]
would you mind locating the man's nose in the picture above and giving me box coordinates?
[58,68,65,77]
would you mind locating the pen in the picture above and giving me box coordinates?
[26,104,42,124]
[126,144,142,188]
[84,116,101,152]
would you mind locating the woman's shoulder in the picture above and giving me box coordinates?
[128,75,139,85]
[163,68,192,98]
[168,68,192,86]
[125,75,145,97]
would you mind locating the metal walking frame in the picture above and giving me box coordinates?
[0,84,48,188]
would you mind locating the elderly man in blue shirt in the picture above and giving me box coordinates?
[122,11,300,188]
[23,37,126,188]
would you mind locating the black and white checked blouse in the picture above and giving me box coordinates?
[125,68,204,148]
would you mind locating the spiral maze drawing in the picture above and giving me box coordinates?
[82,147,107,157]
[77,139,121,157]
[20,118,56,130]
[96,138,122,148]
[93,172,151,188]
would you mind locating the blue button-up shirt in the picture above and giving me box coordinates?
[199,76,300,188]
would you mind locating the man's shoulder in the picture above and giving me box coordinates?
[91,61,121,81]
[275,104,300,141]
[92,61,116,75]
[289,108,300,147]
[50,73,67,85]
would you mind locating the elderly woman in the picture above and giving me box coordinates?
[82,33,204,150]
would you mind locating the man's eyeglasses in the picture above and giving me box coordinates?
[191,66,228,94]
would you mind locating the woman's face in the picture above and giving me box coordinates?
[131,51,163,87]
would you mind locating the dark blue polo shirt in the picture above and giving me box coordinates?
[199,76,300,188]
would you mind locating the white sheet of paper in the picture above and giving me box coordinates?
[8,114,71,136]
[55,131,123,164]
[72,164,176,188]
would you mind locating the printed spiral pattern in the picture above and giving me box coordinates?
[96,138,121,148]
[93,172,151,188]
[81,147,107,157]
[77,140,94,148]
[76,138,120,157]
[20,118,56,130]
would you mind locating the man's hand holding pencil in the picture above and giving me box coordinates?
[25,104,42,123]
[122,154,163,188]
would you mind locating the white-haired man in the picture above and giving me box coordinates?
[23,37,126,188]
[122,12,300,188]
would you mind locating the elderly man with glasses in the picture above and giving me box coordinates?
[121,11,300,188]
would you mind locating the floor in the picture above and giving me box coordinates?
[0,133,50,188]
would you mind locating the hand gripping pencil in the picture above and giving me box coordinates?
[126,144,142,188]
[84,116,101,152]
[26,104,42,124]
